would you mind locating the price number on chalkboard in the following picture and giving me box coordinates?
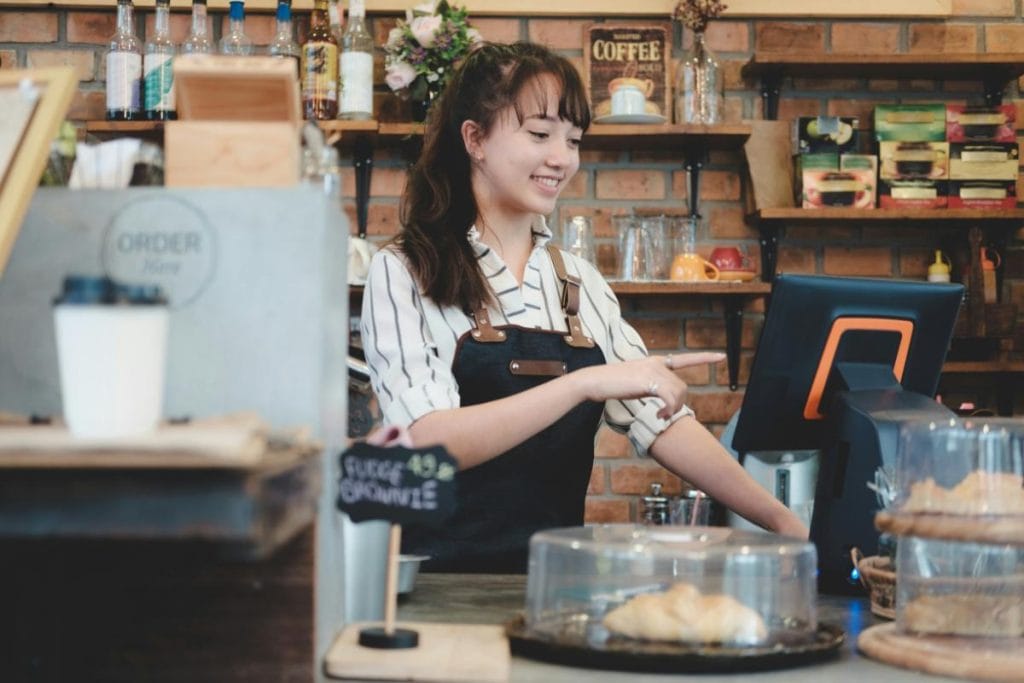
[336,442,456,526]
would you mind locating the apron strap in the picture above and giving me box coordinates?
[546,245,595,349]
[469,305,507,343]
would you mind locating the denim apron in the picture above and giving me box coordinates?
[403,246,607,572]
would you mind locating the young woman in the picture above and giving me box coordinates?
[361,42,807,572]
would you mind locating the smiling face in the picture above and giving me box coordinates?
[468,74,583,224]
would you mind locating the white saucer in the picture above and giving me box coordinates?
[593,113,668,125]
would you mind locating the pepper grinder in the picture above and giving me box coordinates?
[640,482,670,525]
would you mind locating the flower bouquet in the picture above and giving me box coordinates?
[672,0,727,124]
[673,0,727,32]
[384,0,481,119]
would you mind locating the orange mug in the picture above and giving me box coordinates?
[670,253,720,282]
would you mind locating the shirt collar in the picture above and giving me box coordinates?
[467,216,553,256]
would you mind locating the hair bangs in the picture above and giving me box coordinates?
[506,59,591,132]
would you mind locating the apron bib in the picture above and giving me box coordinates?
[403,247,607,572]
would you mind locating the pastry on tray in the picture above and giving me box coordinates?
[602,582,768,645]
[903,594,1024,637]
[903,471,1024,516]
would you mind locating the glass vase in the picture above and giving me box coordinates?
[675,30,724,124]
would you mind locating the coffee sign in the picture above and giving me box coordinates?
[583,23,672,123]
[337,442,457,526]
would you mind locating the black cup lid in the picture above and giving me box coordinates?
[54,275,167,305]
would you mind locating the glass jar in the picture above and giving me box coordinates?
[675,30,724,124]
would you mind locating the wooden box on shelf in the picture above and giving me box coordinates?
[165,55,301,188]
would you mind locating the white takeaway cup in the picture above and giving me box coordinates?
[53,276,169,438]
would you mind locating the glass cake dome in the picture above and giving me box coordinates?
[524,524,817,648]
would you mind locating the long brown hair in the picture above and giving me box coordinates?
[395,42,591,312]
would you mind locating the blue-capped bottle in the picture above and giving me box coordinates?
[219,0,253,56]
[268,0,300,77]
[144,0,176,120]
[105,0,143,120]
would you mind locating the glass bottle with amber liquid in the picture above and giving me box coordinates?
[105,0,142,120]
[301,0,339,119]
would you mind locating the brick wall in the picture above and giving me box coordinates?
[3,3,1023,523]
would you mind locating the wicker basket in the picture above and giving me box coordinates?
[852,549,896,620]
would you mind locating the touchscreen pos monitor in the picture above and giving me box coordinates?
[732,274,963,594]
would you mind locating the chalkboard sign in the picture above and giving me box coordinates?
[336,443,457,526]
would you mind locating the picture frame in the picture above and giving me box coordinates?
[582,23,672,124]
[0,67,76,276]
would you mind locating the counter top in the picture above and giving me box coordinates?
[393,573,961,682]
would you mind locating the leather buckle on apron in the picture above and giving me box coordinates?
[509,359,567,377]
[546,245,595,349]
[469,306,506,343]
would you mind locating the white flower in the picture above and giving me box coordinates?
[410,15,443,48]
[466,27,482,43]
[385,61,418,91]
[412,0,438,15]
[387,27,404,48]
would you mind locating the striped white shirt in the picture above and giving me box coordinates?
[359,217,695,456]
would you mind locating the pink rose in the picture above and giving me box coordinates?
[410,15,442,48]
[385,61,417,91]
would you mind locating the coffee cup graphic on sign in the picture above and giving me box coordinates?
[608,77,654,116]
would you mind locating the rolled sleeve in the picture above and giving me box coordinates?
[360,250,461,428]
[592,276,695,456]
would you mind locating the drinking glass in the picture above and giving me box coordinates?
[639,215,669,279]
[615,216,656,281]
[561,215,595,262]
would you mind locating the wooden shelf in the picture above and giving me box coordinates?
[586,123,751,149]
[751,208,1024,223]
[84,120,166,133]
[608,280,770,295]
[943,360,1024,374]
[352,280,771,299]
[378,122,425,137]
[741,52,1024,82]
[84,119,752,151]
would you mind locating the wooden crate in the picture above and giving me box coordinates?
[165,55,301,188]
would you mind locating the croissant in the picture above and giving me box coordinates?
[603,582,768,645]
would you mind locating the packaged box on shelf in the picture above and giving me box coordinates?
[165,55,301,188]
[794,152,839,204]
[874,104,946,142]
[792,116,859,154]
[947,179,1017,209]
[878,178,948,208]
[802,169,876,208]
[840,153,878,176]
[946,104,1016,143]
[879,141,949,180]
[949,143,1019,180]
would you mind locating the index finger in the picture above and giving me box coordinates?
[665,352,726,369]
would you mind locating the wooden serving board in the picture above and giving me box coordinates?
[324,621,509,682]
[858,623,1024,682]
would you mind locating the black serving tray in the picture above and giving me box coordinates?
[505,615,845,673]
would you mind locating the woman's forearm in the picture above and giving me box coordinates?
[649,416,809,538]
[408,372,589,469]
